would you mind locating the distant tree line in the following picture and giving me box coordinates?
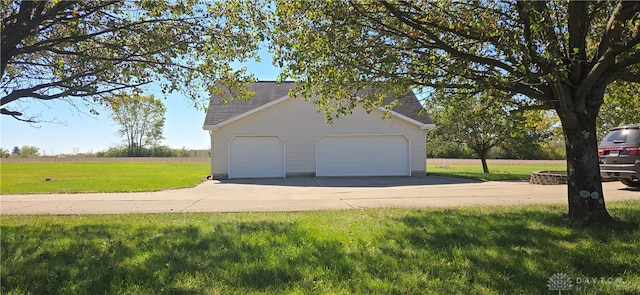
[95,146,209,158]
[1,146,41,158]
[0,146,209,158]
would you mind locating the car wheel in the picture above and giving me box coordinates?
[620,178,640,187]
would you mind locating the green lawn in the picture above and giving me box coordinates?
[428,163,566,181]
[2,202,639,294]
[0,162,209,194]
[0,161,565,195]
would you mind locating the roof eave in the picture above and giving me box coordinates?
[377,106,433,129]
[204,95,291,129]
[202,124,219,130]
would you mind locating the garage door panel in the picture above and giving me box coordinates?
[316,135,409,176]
[229,137,284,178]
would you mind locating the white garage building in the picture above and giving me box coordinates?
[203,82,434,179]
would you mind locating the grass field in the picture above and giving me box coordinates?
[428,163,566,181]
[1,160,565,194]
[2,160,638,294]
[2,202,639,294]
[0,162,209,194]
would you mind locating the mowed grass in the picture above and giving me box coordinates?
[2,202,640,294]
[0,161,562,194]
[0,162,209,194]
[428,163,567,181]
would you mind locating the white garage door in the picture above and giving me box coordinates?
[229,136,284,178]
[316,135,410,177]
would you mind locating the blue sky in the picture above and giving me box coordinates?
[0,56,280,155]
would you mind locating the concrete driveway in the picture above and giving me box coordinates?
[1,176,639,215]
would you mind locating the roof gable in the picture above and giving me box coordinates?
[203,81,434,129]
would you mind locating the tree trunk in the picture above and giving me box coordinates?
[558,102,613,224]
[472,146,491,173]
[477,148,490,173]
[480,157,490,174]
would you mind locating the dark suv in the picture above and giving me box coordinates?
[598,124,640,187]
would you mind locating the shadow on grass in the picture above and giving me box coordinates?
[393,207,640,293]
[428,171,532,182]
[2,205,639,294]
[1,220,358,294]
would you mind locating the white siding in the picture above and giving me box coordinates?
[209,98,426,178]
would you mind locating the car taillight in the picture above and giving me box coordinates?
[598,149,604,156]
[624,147,640,155]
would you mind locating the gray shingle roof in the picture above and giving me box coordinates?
[203,81,433,128]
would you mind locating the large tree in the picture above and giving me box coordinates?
[427,89,532,173]
[107,93,165,157]
[1,0,266,122]
[270,1,640,223]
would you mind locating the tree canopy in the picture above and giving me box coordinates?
[106,93,166,157]
[269,0,640,223]
[598,81,640,139]
[1,0,267,122]
[427,89,549,173]
[272,1,640,104]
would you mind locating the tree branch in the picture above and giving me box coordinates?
[1,77,150,107]
[379,1,515,74]
[568,1,589,84]
[596,1,640,60]
[0,108,36,123]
